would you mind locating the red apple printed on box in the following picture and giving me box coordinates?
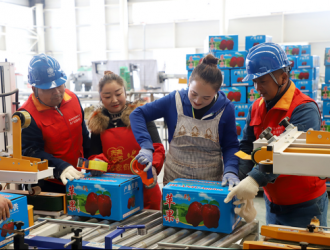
[83,190,112,216]
[236,123,242,136]
[226,89,241,102]
[1,220,15,237]
[186,200,220,229]
[127,195,135,209]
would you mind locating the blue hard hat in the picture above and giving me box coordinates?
[243,43,291,82]
[28,53,67,89]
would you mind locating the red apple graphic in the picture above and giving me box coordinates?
[186,202,203,227]
[236,57,244,67]
[253,42,259,47]
[237,77,243,83]
[304,72,309,79]
[237,111,241,117]
[237,125,241,135]
[302,50,306,54]
[97,195,112,217]
[202,204,220,229]
[226,40,234,50]
[85,192,99,215]
[298,72,304,80]
[241,111,245,116]
[229,57,237,67]
[7,222,14,232]
[131,197,135,207]
[219,40,227,50]
[127,198,132,209]
[302,61,307,65]
[1,224,8,237]
[301,86,306,90]
[289,60,294,68]
[227,91,235,101]
[233,92,241,102]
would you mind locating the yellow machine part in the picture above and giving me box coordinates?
[261,225,330,246]
[243,241,317,249]
[235,146,273,164]
[306,130,330,144]
[28,205,34,227]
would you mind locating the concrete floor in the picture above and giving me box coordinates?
[158,168,330,231]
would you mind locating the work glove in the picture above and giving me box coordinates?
[0,195,13,220]
[60,166,85,185]
[224,176,259,202]
[135,148,153,166]
[222,173,240,190]
[144,165,158,189]
[232,199,257,223]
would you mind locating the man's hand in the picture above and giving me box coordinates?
[0,195,13,220]
[60,166,85,185]
[222,173,240,190]
[224,176,259,203]
[233,199,257,223]
[135,149,153,166]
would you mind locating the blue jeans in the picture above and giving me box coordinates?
[265,191,328,228]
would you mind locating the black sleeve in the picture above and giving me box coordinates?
[146,121,162,143]
[89,133,103,156]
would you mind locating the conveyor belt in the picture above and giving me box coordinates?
[10,210,259,249]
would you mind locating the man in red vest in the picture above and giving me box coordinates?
[225,43,327,227]
[20,54,90,193]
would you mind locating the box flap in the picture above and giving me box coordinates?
[71,173,139,185]
[164,179,231,195]
[0,192,25,201]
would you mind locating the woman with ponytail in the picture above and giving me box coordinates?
[129,54,240,189]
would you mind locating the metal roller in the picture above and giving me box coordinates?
[176,230,207,245]
[133,227,179,249]
[12,111,31,128]
[60,218,99,239]
[149,229,191,249]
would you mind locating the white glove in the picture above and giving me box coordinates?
[233,199,257,223]
[60,166,85,185]
[224,176,259,202]
[144,166,158,189]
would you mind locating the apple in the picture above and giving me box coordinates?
[227,91,235,101]
[226,40,234,50]
[233,92,241,102]
[85,192,99,215]
[186,202,203,227]
[229,57,237,68]
[219,40,227,50]
[236,57,244,67]
[236,125,241,135]
[202,204,220,229]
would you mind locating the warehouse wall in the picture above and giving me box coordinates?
[1,0,330,80]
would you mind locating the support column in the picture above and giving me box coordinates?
[35,3,45,54]
[119,0,128,60]
[90,0,107,61]
[219,0,227,35]
[60,0,78,74]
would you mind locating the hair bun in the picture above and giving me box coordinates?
[104,70,114,75]
[202,54,218,67]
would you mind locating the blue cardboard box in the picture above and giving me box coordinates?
[321,84,330,101]
[314,67,320,80]
[297,55,320,68]
[216,51,247,69]
[234,103,251,119]
[300,45,311,56]
[221,86,247,104]
[325,48,330,66]
[162,179,241,234]
[205,35,239,53]
[0,193,29,248]
[66,173,143,221]
[245,35,272,51]
[247,86,260,103]
[186,54,205,71]
[221,69,231,87]
[290,69,314,81]
[321,119,330,132]
[326,66,330,84]
[231,69,253,86]
[282,45,301,56]
[303,91,317,100]
[236,120,246,140]
[287,56,297,69]
[295,80,318,93]
[323,102,330,119]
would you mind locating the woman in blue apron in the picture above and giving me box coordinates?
[130,54,240,189]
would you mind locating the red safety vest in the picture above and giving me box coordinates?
[96,127,162,210]
[250,82,326,206]
[19,89,84,185]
